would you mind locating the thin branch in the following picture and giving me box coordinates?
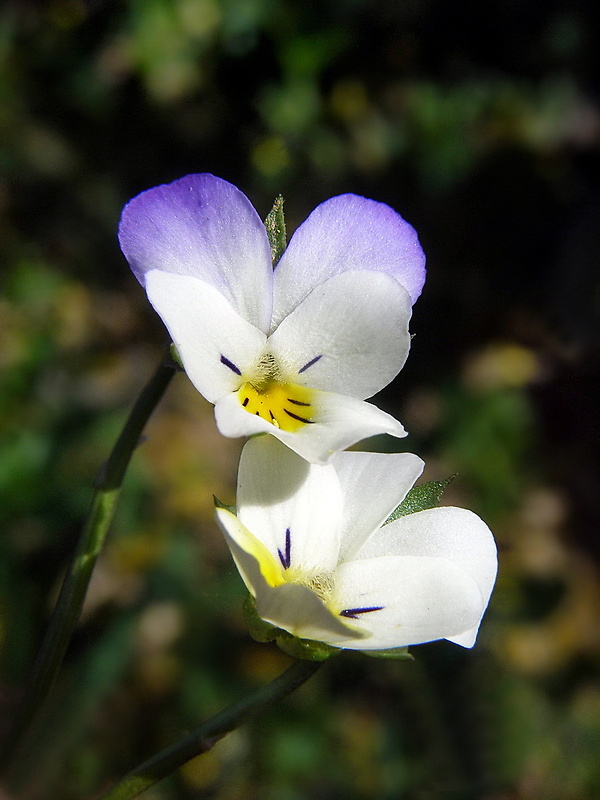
[1,356,177,778]
[98,659,324,800]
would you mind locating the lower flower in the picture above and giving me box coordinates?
[216,437,498,652]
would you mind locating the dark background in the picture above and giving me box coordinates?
[1,1,598,797]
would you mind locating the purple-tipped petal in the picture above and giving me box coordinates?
[119,174,273,332]
[271,193,426,327]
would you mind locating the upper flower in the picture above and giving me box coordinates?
[119,174,426,464]
[216,437,497,651]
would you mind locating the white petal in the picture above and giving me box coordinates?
[330,555,487,649]
[330,451,425,561]
[214,392,283,438]
[119,174,273,331]
[268,271,412,399]
[446,626,481,649]
[145,271,266,403]
[277,391,406,465]
[216,507,362,641]
[236,437,343,573]
[354,506,497,619]
[215,507,283,597]
[271,193,426,327]
[254,582,366,641]
[215,389,406,465]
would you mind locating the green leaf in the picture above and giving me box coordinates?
[213,495,236,515]
[362,646,413,661]
[264,195,287,266]
[384,475,455,524]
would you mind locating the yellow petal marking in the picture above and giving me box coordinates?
[238,380,315,432]
[218,508,285,588]
[218,511,369,638]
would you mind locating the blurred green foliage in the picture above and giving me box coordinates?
[1,1,599,798]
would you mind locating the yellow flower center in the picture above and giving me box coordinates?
[238,353,316,431]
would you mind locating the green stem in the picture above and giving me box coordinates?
[1,357,176,776]
[98,659,324,800]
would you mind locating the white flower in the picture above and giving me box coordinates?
[119,174,426,464]
[216,437,497,651]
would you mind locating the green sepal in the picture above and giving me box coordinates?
[168,342,184,370]
[264,195,287,266]
[213,495,236,516]
[243,595,339,661]
[243,594,280,643]
[275,632,340,662]
[384,475,456,524]
[362,646,413,661]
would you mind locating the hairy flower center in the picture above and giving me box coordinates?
[237,353,316,432]
[272,528,384,623]
[287,569,335,604]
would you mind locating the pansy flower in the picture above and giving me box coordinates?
[216,437,497,651]
[119,174,425,464]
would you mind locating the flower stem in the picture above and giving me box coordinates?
[0,356,176,777]
[98,659,324,800]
